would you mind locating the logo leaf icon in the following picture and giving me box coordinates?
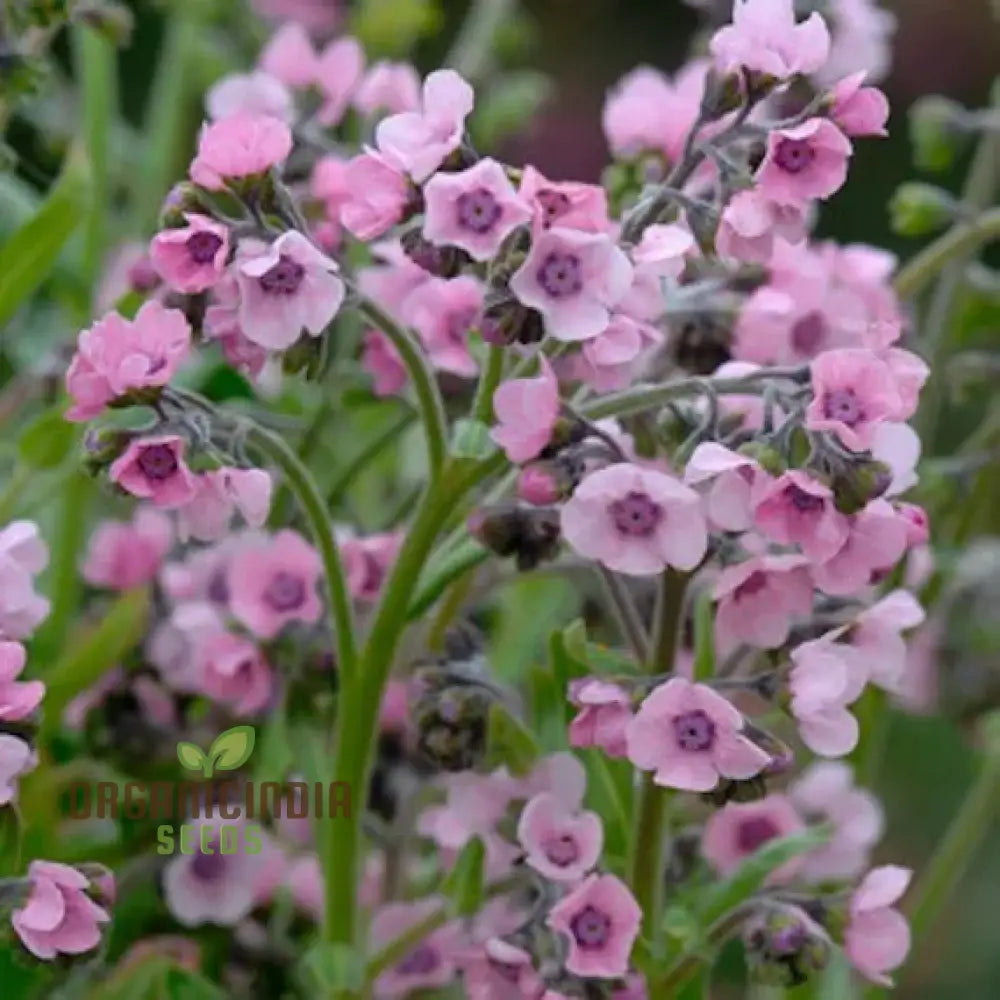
[177,741,207,772]
[208,725,256,773]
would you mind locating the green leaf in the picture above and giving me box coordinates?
[301,942,365,993]
[443,836,486,917]
[450,418,495,460]
[164,967,228,1000]
[18,407,78,469]
[485,702,540,776]
[0,147,90,328]
[176,742,207,773]
[208,725,256,772]
[471,70,552,147]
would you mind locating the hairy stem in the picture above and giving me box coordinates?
[599,568,650,662]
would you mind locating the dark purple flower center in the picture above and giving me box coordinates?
[359,552,384,596]
[264,571,305,611]
[787,484,824,513]
[570,905,611,949]
[737,816,781,853]
[455,188,502,234]
[774,138,816,174]
[734,570,768,601]
[191,849,226,881]
[609,491,662,537]
[137,444,179,481]
[208,569,230,604]
[258,254,306,296]
[188,231,224,265]
[537,189,571,227]
[673,709,716,752]
[537,251,583,299]
[790,310,827,355]
[823,388,862,426]
[543,833,580,867]
[396,944,440,975]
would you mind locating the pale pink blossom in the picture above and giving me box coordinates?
[418,771,517,851]
[82,508,173,590]
[402,275,482,377]
[897,503,930,548]
[375,69,474,182]
[622,223,694,321]
[754,470,850,563]
[236,231,344,350]
[310,155,350,245]
[714,554,813,651]
[561,463,708,576]
[575,314,662,391]
[361,330,407,396]
[716,190,806,263]
[189,113,292,190]
[819,0,896,86]
[510,227,632,342]
[683,442,762,533]
[756,119,852,205]
[339,149,411,241]
[423,158,531,262]
[460,939,543,1000]
[65,301,191,421]
[0,521,50,640]
[11,861,109,959]
[0,734,36,805]
[568,678,632,758]
[871,422,920,496]
[518,166,611,234]
[341,530,403,603]
[521,752,589,811]
[206,71,292,122]
[848,589,925,694]
[490,357,560,463]
[546,874,641,978]
[315,36,365,126]
[150,214,229,294]
[881,347,929,421]
[194,630,274,716]
[845,866,912,986]
[177,468,272,543]
[517,792,603,883]
[811,500,908,595]
[203,274,269,379]
[627,677,770,791]
[258,22,319,88]
[355,61,421,117]
[701,795,805,881]
[831,72,889,137]
[710,0,831,79]
[0,641,44,721]
[109,436,198,509]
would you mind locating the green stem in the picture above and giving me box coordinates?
[244,423,357,683]
[893,206,1000,301]
[353,294,449,481]
[445,0,517,82]
[905,738,1000,948]
[599,568,649,662]
[470,344,505,425]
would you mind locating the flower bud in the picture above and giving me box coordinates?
[744,906,831,988]
[481,294,545,346]
[829,457,892,515]
[82,427,136,476]
[896,502,930,547]
[517,464,564,505]
[467,503,561,570]
[908,95,970,173]
[700,68,745,120]
[672,312,732,375]
[282,333,328,379]
[889,183,958,238]
[159,182,203,230]
[400,228,467,277]
[413,682,491,772]
[77,863,116,907]
[74,2,134,46]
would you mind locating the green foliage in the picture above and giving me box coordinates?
[443,836,486,917]
[471,70,552,148]
[18,407,78,469]
[351,0,442,58]
[300,942,365,994]
[485,702,540,775]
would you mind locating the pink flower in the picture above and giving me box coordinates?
[561,463,708,577]
[419,771,517,851]
[701,796,805,881]
[236,231,345,350]
[806,348,901,451]
[150,214,229,294]
[189,113,292,190]
[341,530,403,603]
[203,275,269,379]
[791,762,883,882]
[65,301,191,421]
[713,554,813,651]
[11,861,109,959]
[82,508,173,590]
[206,71,293,122]
[0,734,36,804]
[517,792,603,883]
[227,530,323,638]
[0,521,50,640]
[315,36,365,127]
[819,0,896,86]
[375,69,474,182]
[109,435,198,509]
[355,61,421,117]
[461,939,543,1000]
[371,897,464,997]
[0,641,44,721]
[602,60,708,163]
[831,72,889,137]
[627,678,770,791]
[568,678,632,758]
[194,630,274,715]
[756,119,852,205]
[511,227,632,342]
[710,0,830,79]
[258,22,319,88]
[753,470,850,563]
[848,589,924,693]
[490,357,560,463]
[519,166,611,234]
[789,635,867,756]
[546,874,640,978]
[362,330,407,396]
[402,275,482,377]
[339,149,411,242]
[716,190,806,263]
[177,468,272,543]
[845,866,912,986]
[162,819,268,927]
[881,347,929,421]
[575,314,662,391]
[683,442,762,533]
[622,223,695,321]
[811,500,908,595]
[423,158,531,262]
[871,422,920,497]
